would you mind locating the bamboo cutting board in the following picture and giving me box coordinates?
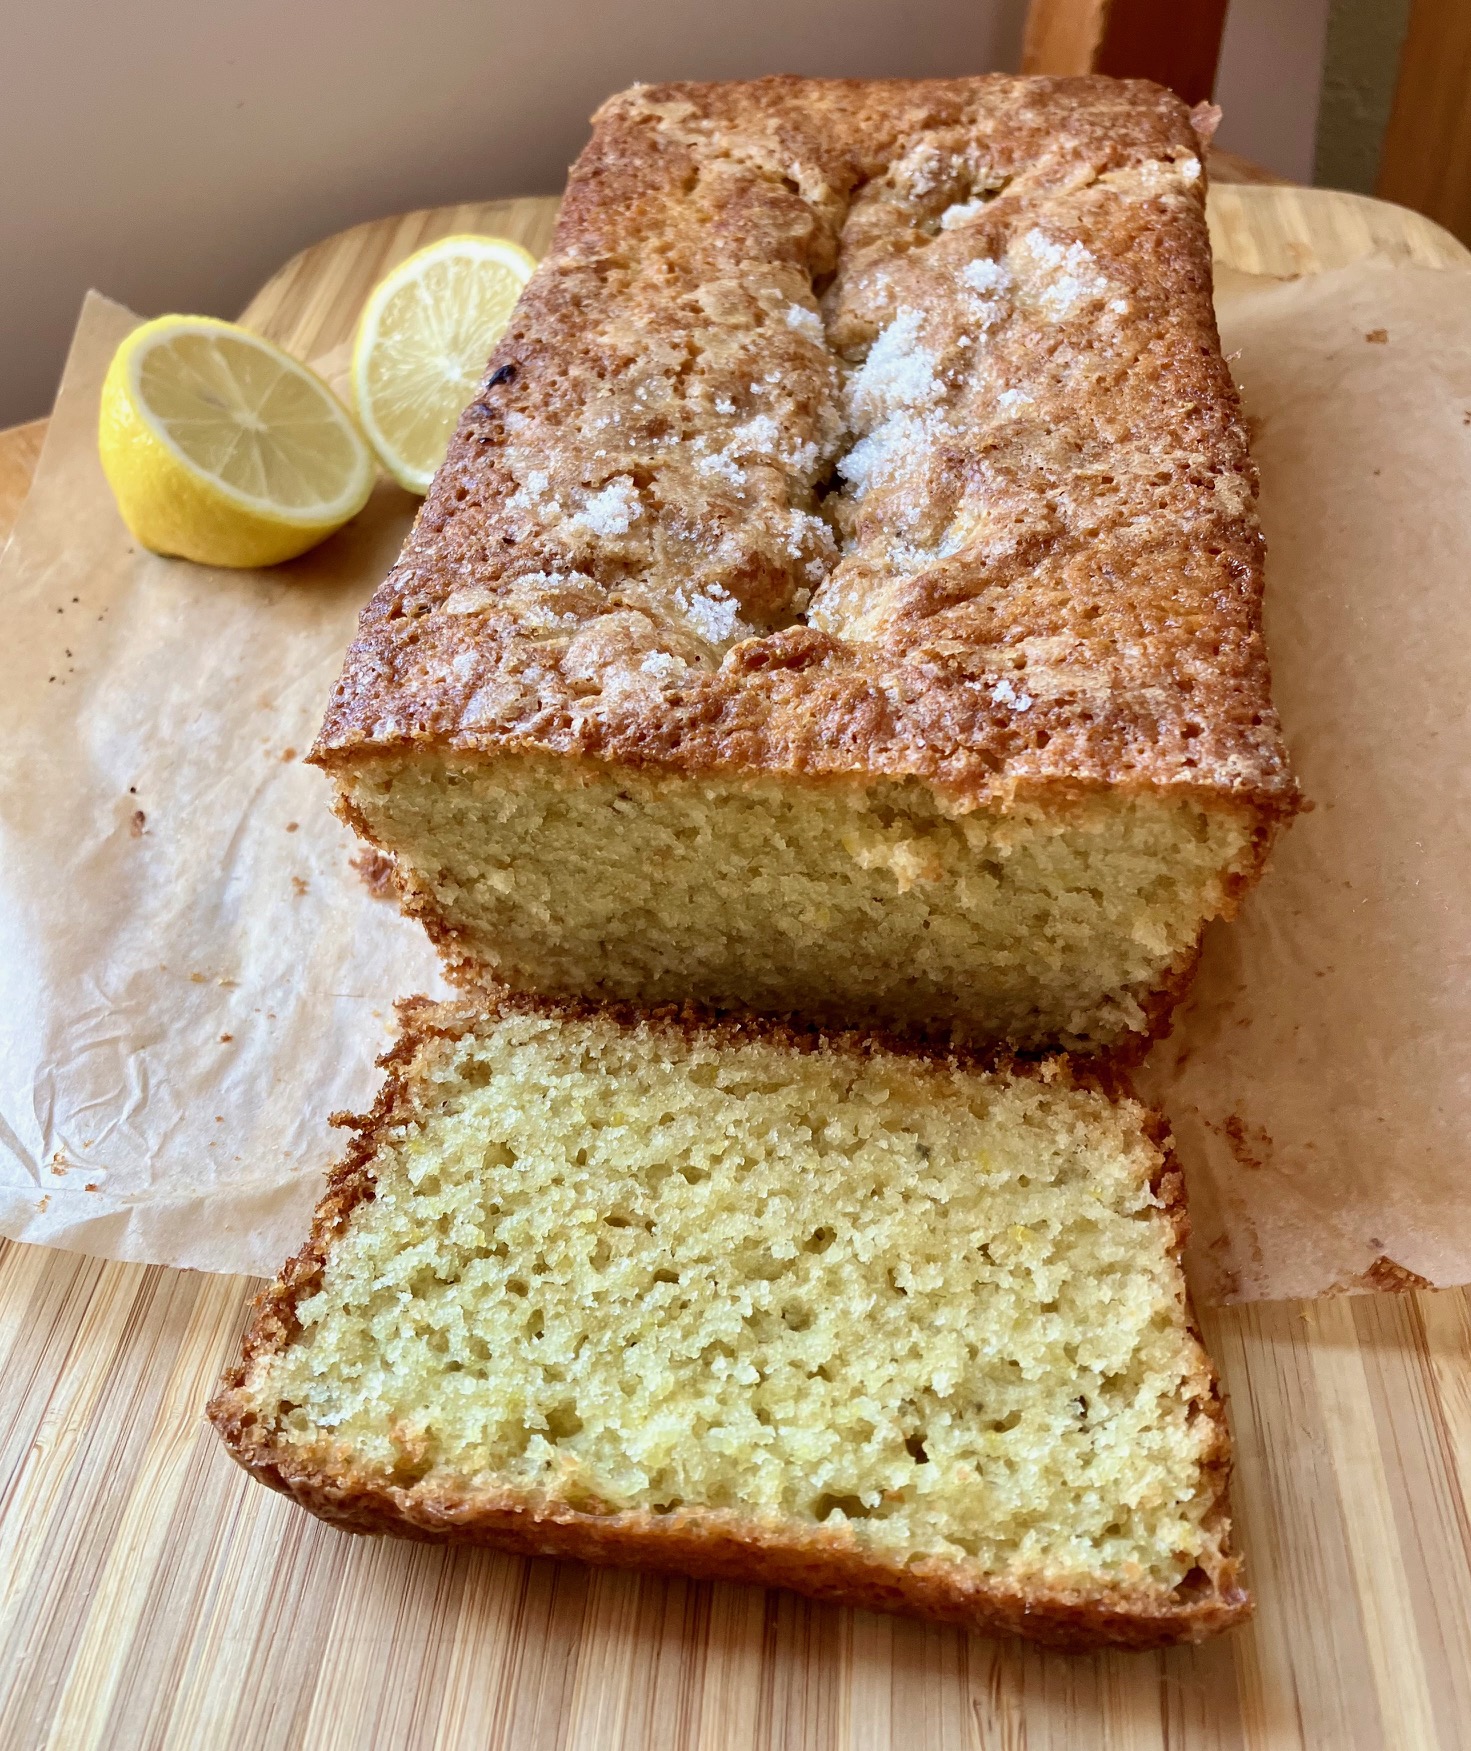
[2,181,1471,1751]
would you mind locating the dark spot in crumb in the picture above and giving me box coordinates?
[130,810,147,837]
[1365,328,1388,344]
[351,847,398,901]
[486,362,519,389]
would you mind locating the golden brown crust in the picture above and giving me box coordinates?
[206,1443,1246,1649]
[313,74,1297,828]
[208,992,1250,1649]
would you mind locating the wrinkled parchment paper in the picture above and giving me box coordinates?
[0,294,445,1274]
[2,271,1469,1299]
[1137,261,1471,1301]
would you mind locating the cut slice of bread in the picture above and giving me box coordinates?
[209,996,1249,1648]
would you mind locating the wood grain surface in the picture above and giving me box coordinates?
[3,184,1470,1751]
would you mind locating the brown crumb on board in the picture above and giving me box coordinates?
[291,875,310,898]
[351,847,399,902]
[1365,328,1388,344]
[130,810,147,837]
[1328,1253,1434,1296]
[1362,1254,1433,1293]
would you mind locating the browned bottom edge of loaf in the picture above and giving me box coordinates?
[416,926,1209,1070]
[206,992,1251,1651]
[207,1432,1250,1650]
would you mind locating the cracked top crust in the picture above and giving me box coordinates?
[313,74,1298,816]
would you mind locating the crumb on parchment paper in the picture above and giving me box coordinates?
[351,847,398,902]
[1327,1254,1433,1295]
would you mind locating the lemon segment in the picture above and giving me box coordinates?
[98,316,375,568]
[351,234,537,494]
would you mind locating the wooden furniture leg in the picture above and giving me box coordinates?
[1022,0,1232,106]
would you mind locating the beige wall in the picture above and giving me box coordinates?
[1314,0,1411,193]
[3,0,1331,427]
[1214,0,1332,182]
[1,0,1028,424]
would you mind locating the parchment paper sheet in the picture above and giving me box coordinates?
[2,273,1468,1299]
[1138,261,1471,1301]
[0,294,445,1275]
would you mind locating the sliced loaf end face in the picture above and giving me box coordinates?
[210,996,1249,1648]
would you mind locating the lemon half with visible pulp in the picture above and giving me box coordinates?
[99,316,375,568]
[351,234,538,494]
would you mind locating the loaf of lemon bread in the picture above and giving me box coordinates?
[209,996,1248,1647]
[312,75,1297,1054]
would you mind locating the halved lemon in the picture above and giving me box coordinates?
[99,316,375,568]
[350,234,538,494]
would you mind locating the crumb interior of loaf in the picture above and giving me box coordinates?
[256,1013,1220,1590]
[341,756,1254,1050]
